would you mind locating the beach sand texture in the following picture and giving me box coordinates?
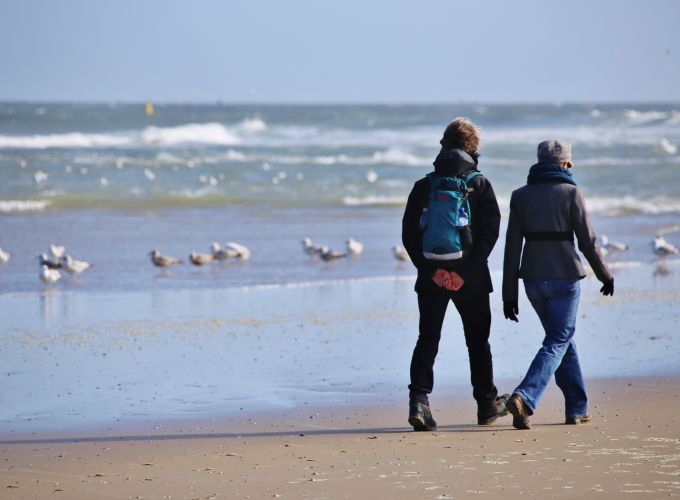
[1,378,679,499]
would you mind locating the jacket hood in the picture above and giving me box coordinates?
[433,148,478,177]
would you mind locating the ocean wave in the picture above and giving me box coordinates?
[586,195,680,215]
[0,199,51,212]
[0,132,131,149]
[621,109,672,125]
[341,195,406,206]
[236,117,267,133]
[141,123,242,146]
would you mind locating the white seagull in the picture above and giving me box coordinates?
[189,252,214,266]
[392,245,410,262]
[346,237,364,256]
[49,244,66,258]
[224,242,251,260]
[0,248,10,264]
[319,246,347,262]
[40,264,61,284]
[599,235,629,257]
[301,237,322,257]
[60,255,92,274]
[39,253,62,269]
[149,250,182,267]
[653,234,679,257]
[211,242,239,260]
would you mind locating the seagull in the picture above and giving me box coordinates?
[302,237,323,257]
[600,235,628,255]
[0,248,10,264]
[149,250,182,267]
[346,237,364,256]
[392,245,410,261]
[38,253,62,269]
[189,252,214,266]
[653,234,679,257]
[40,264,61,284]
[60,255,92,274]
[319,246,347,261]
[224,242,251,260]
[210,242,239,260]
[49,244,65,258]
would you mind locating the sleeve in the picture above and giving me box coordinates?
[502,191,524,303]
[401,179,431,273]
[466,175,501,267]
[571,188,613,284]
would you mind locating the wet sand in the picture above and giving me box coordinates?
[2,377,679,499]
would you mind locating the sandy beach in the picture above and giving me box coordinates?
[1,260,680,498]
[2,377,680,499]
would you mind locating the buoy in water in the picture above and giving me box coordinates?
[145,101,155,116]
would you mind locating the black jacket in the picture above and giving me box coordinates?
[401,149,501,298]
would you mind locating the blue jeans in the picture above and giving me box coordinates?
[513,279,588,418]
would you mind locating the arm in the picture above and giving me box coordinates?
[402,179,431,272]
[571,188,613,284]
[502,192,523,304]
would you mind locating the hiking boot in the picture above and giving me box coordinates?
[565,414,592,425]
[408,402,437,431]
[477,393,510,425]
[506,393,532,430]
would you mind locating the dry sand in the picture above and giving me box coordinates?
[2,377,679,499]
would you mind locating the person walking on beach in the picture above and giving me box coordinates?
[402,117,509,431]
[502,140,614,429]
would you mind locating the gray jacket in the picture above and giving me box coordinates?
[502,182,612,302]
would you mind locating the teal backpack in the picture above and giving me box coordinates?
[420,170,480,261]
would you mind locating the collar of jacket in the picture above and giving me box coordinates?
[433,148,479,177]
[527,161,576,186]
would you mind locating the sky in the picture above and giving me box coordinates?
[1,0,679,103]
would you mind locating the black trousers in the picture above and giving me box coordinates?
[409,292,498,404]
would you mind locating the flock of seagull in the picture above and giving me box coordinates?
[0,232,677,286]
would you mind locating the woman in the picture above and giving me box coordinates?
[502,139,614,429]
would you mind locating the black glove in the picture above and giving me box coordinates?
[600,278,614,296]
[503,301,519,322]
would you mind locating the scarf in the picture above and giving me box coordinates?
[527,162,576,186]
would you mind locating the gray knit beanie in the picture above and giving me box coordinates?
[537,139,572,163]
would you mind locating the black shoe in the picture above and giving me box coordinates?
[565,414,592,425]
[477,393,510,425]
[408,402,437,431]
[506,393,532,430]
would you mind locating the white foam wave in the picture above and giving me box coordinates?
[586,195,680,215]
[0,133,131,149]
[342,195,406,206]
[369,148,422,166]
[142,123,242,146]
[236,117,267,133]
[622,109,670,125]
[0,199,51,212]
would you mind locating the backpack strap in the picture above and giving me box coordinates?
[463,171,482,183]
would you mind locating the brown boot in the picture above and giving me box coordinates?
[506,393,532,430]
[565,414,592,425]
[477,393,510,425]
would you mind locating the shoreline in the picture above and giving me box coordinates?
[2,377,679,499]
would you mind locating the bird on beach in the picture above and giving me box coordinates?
[392,245,410,262]
[599,235,628,257]
[149,250,182,267]
[301,237,323,257]
[38,253,62,269]
[210,242,239,261]
[346,237,364,256]
[189,252,214,266]
[40,264,61,284]
[0,248,10,264]
[224,242,251,260]
[49,244,65,258]
[319,246,347,261]
[60,255,92,275]
[652,234,679,258]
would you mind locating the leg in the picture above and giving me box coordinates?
[554,339,588,418]
[452,294,497,402]
[514,279,580,413]
[409,292,449,404]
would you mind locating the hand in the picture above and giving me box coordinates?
[432,269,451,288]
[600,278,614,296]
[447,271,464,291]
[503,301,519,322]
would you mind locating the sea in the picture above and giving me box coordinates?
[1,102,679,293]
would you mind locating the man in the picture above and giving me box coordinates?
[502,140,614,429]
[402,117,509,431]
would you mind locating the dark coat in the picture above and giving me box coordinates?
[502,180,613,303]
[402,150,501,298]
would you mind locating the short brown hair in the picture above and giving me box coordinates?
[439,117,480,154]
